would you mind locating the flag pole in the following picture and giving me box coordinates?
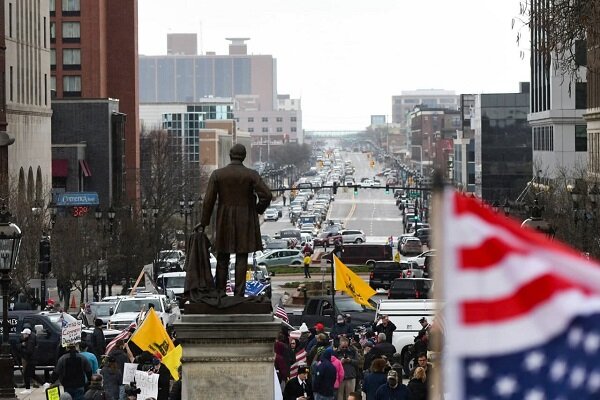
[430,169,447,399]
[331,254,336,327]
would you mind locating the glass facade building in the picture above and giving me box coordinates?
[474,90,532,201]
[162,112,206,163]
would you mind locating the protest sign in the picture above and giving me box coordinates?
[45,386,60,400]
[134,370,159,400]
[122,363,139,385]
[61,320,82,347]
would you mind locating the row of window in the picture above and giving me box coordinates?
[533,125,588,152]
[533,126,554,151]
[50,22,80,41]
[247,127,297,133]
[50,48,80,67]
[247,117,297,123]
[50,0,80,13]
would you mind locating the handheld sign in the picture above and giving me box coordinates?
[61,320,82,347]
[134,370,159,400]
[45,386,60,400]
[122,363,139,385]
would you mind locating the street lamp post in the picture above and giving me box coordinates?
[179,198,195,245]
[94,207,115,300]
[0,201,22,399]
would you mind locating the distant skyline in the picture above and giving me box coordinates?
[138,0,530,130]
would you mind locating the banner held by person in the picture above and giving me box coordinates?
[442,189,600,399]
[333,254,376,308]
[122,363,139,385]
[134,370,159,400]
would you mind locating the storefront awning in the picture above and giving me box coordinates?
[52,159,68,177]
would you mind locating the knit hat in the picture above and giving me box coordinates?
[299,323,309,333]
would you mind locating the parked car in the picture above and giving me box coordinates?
[264,208,279,221]
[340,229,366,244]
[388,278,433,300]
[400,237,423,256]
[265,239,290,250]
[256,249,304,268]
[82,301,116,327]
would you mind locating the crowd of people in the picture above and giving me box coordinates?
[17,318,180,400]
[275,315,434,400]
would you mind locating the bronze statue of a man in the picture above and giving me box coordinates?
[199,144,272,297]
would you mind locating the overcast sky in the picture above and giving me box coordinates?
[138,0,530,131]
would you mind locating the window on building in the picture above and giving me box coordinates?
[50,22,55,42]
[9,3,12,37]
[43,17,47,47]
[262,117,268,122]
[50,49,56,69]
[533,126,554,151]
[9,66,13,102]
[291,116,297,122]
[63,75,81,96]
[50,76,56,92]
[276,117,283,122]
[248,128,254,132]
[575,125,587,152]
[291,127,297,132]
[248,117,254,122]
[63,49,81,69]
[62,0,80,14]
[62,22,81,42]
[575,40,587,67]
[44,74,47,106]
[262,127,268,133]
[276,127,283,132]
[468,173,475,185]
[576,82,587,109]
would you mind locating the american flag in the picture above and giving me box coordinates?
[274,300,289,323]
[105,321,137,355]
[289,348,307,379]
[442,190,600,399]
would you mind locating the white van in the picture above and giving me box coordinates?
[157,271,186,297]
[375,299,441,374]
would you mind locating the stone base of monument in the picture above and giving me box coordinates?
[176,313,281,400]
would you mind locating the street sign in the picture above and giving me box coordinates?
[55,192,99,207]
[29,278,58,289]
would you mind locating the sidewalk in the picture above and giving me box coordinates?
[15,386,53,400]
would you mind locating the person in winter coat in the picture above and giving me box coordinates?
[52,345,93,400]
[362,358,388,400]
[335,337,358,400]
[330,353,345,397]
[100,356,122,400]
[374,370,409,400]
[312,347,337,399]
[19,328,44,393]
[275,340,291,389]
[407,367,427,400]
[331,315,352,340]
[83,374,108,400]
[90,319,106,364]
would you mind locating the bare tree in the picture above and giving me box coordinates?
[516,0,600,84]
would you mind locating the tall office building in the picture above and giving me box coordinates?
[50,0,140,203]
[167,33,197,56]
[140,37,277,111]
[4,0,52,198]
[392,89,458,125]
[529,0,587,180]
[472,84,532,201]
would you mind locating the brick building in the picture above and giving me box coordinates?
[50,0,139,204]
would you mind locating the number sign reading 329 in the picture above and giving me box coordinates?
[71,206,90,217]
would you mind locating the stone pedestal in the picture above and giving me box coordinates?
[176,313,281,400]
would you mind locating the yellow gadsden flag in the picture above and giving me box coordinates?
[130,308,182,380]
[333,255,377,308]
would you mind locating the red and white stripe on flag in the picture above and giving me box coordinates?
[275,304,289,322]
[105,321,136,355]
[442,189,600,396]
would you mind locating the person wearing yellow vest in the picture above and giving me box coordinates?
[303,254,312,278]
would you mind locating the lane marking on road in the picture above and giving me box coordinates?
[345,202,356,226]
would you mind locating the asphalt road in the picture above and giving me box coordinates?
[260,151,403,241]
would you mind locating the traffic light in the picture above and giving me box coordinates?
[370,160,375,168]
[333,181,338,195]
[353,185,359,196]
[385,184,390,195]
[38,236,51,274]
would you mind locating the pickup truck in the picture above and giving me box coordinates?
[369,261,417,290]
[286,295,375,330]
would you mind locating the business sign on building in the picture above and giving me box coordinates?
[55,192,99,206]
